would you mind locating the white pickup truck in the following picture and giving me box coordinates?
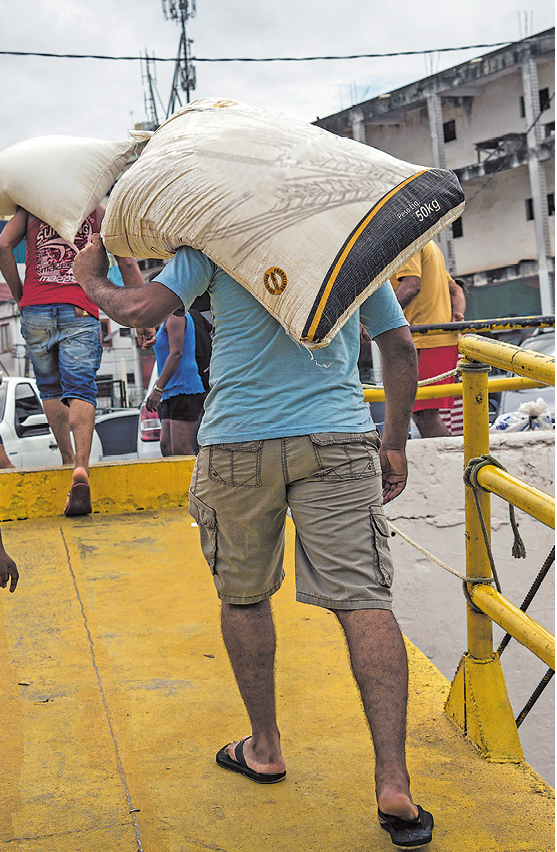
[0,376,102,468]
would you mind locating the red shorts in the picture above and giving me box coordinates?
[414,345,459,412]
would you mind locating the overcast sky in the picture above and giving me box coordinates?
[0,0,554,151]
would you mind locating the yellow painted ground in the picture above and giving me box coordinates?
[0,461,554,852]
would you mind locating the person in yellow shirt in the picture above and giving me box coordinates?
[390,241,465,438]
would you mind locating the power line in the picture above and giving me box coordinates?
[0,41,517,63]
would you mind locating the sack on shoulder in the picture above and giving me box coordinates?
[102,98,464,349]
[0,135,134,242]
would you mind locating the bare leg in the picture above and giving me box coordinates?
[42,398,75,465]
[160,420,171,457]
[413,408,450,438]
[220,600,286,775]
[169,420,198,455]
[68,399,95,479]
[334,608,418,821]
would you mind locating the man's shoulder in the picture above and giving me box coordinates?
[422,241,441,260]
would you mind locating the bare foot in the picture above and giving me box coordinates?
[377,785,419,822]
[224,735,286,776]
[71,466,89,486]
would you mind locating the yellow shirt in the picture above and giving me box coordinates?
[390,241,459,349]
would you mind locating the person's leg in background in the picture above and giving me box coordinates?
[42,398,75,464]
[168,419,198,455]
[412,407,450,438]
[413,346,458,438]
[68,397,96,476]
[165,393,206,456]
[20,306,76,465]
[0,435,15,469]
[160,417,172,456]
[57,307,103,516]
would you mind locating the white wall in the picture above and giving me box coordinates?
[365,106,432,167]
[98,320,143,408]
[386,431,555,785]
[455,166,540,274]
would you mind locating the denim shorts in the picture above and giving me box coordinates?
[20,304,103,406]
[189,431,394,610]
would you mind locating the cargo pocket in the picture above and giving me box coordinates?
[309,432,380,481]
[208,440,263,488]
[189,491,218,574]
[369,506,393,587]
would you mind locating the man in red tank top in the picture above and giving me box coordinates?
[0,205,151,515]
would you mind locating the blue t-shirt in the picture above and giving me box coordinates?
[154,312,205,399]
[157,246,407,446]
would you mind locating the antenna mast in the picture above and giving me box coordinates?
[162,0,197,118]
[141,52,160,130]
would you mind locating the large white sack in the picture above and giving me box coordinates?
[0,135,135,243]
[102,98,465,349]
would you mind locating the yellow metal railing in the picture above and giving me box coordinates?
[442,333,555,762]
[364,318,555,762]
[363,374,547,403]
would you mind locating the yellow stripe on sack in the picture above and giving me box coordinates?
[307,170,429,340]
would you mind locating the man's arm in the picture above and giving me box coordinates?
[114,256,156,347]
[449,279,466,323]
[0,207,28,304]
[73,234,182,327]
[374,325,418,503]
[94,205,155,344]
[393,275,421,310]
[114,255,146,288]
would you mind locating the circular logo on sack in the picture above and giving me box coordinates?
[264,267,288,295]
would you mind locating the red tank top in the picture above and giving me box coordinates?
[21,213,101,318]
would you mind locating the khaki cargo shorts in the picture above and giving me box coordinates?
[189,431,394,610]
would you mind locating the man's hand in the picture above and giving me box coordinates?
[0,545,18,593]
[379,446,408,504]
[137,328,157,349]
[449,279,466,324]
[73,232,109,285]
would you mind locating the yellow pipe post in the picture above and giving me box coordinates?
[444,356,524,762]
[461,358,493,661]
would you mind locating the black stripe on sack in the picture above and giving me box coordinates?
[302,169,464,343]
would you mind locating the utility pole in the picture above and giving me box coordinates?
[426,93,456,275]
[520,46,553,314]
[162,0,197,119]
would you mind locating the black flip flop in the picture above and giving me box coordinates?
[378,804,434,848]
[216,738,286,784]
